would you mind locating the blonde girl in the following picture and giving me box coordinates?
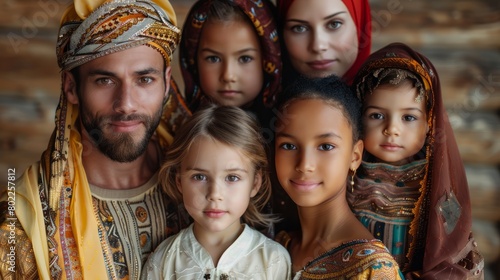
[142,105,291,279]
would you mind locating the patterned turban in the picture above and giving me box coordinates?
[11,1,189,278]
[56,0,180,71]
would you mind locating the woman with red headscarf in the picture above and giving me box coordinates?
[271,0,372,236]
[277,0,371,85]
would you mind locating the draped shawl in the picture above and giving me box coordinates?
[353,42,483,279]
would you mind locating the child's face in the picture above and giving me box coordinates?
[197,19,263,107]
[176,136,260,235]
[275,99,362,208]
[283,0,358,78]
[362,81,428,165]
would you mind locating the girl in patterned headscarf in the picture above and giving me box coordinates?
[277,0,371,85]
[348,42,484,279]
[179,0,281,124]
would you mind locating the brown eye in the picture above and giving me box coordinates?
[279,143,296,150]
[192,174,207,181]
[403,115,417,122]
[96,77,113,85]
[139,77,154,84]
[226,175,240,182]
[318,144,334,151]
[205,56,221,63]
[369,113,384,120]
[239,55,254,64]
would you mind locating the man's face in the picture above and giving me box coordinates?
[68,45,170,162]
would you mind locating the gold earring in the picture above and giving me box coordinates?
[350,168,356,192]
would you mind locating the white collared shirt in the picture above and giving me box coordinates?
[141,224,291,279]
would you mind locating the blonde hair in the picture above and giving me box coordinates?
[159,105,275,228]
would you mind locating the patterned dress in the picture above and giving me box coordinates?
[347,159,426,267]
[276,232,404,280]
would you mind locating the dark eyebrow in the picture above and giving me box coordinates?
[185,167,248,173]
[317,132,342,140]
[225,168,248,173]
[365,105,424,114]
[275,132,294,139]
[276,132,342,140]
[185,167,206,172]
[286,11,347,24]
[87,67,161,77]
[199,47,259,55]
[88,69,116,77]
[323,11,347,21]
[136,68,162,76]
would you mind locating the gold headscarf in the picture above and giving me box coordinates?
[56,0,180,70]
[16,0,186,278]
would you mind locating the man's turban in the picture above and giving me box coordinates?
[56,0,180,71]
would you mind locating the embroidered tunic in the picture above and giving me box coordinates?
[347,159,426,267]
[90,174,189,279]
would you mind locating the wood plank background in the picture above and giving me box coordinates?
[0,0,498,277]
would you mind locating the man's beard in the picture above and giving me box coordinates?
[81,104,163,163]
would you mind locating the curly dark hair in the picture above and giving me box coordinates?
[276,74,363,142]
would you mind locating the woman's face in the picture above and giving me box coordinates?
[283,0,358,78]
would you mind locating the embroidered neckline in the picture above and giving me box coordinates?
[361,159,427,186]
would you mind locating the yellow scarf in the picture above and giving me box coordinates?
[14,0,190,278]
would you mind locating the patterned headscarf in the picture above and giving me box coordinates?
[25,0,188,278]
[180,0,282,110]
[277,0,372,85]
[48,0,184,210]
[354,43,479,278]
[57,0,180,70]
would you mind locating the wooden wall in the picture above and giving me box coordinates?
[368,2,500,277]
[0,0,498,277]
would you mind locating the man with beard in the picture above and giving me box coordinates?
[0,0,191,279]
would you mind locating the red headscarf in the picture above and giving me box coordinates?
[354,42,483,279]
[277,0,371,84]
